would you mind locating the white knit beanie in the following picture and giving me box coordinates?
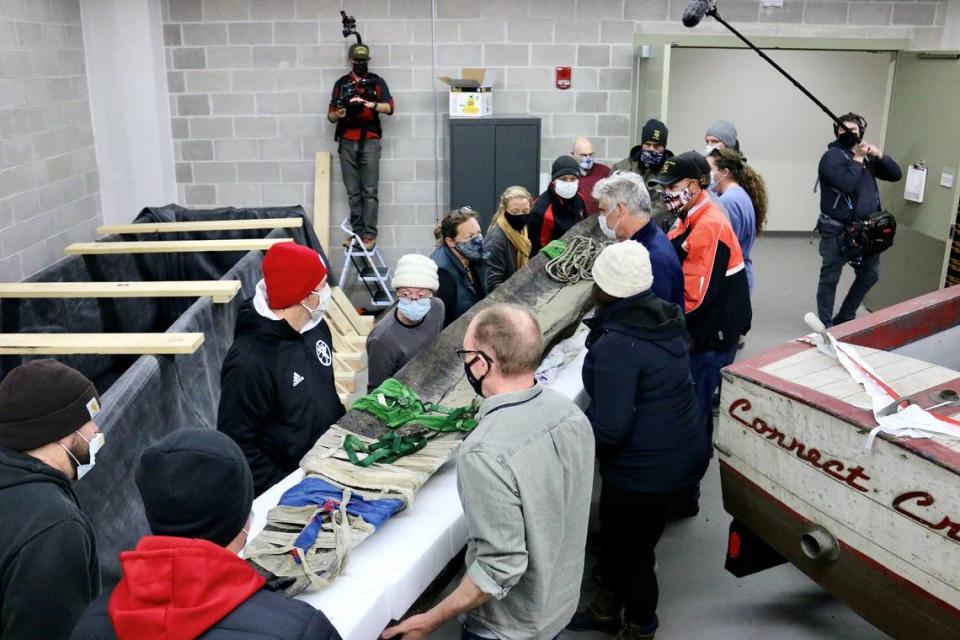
[391,254,440,291]
[592,241,653,299]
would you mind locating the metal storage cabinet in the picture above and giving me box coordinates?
[448,115,541,230]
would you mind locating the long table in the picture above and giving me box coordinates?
[249,341,590,640]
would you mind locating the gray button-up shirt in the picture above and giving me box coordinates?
[457,383,595,640]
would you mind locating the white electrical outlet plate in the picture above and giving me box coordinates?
[941,169,955,189]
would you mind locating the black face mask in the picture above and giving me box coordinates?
[837,131,860,148]
[352,62,368,76]
[506,213,529,231]
[464,356,489,397]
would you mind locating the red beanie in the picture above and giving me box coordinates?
[262,243,327,310]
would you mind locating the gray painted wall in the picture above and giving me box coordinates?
[0,0,102,280]
[159,0,947,272]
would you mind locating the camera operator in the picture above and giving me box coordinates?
[328,43,394,251]
[815,112,901,327]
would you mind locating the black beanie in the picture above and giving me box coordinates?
[136,429,254,547]
[641,119,668,146]
[551,155,580,180]
[0,359,101,451]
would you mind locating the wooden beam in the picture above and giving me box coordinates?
[64,238,292,255]
[0,333,205,355]
[97,217,303,235]
[331,286,373,335]
[313,151,332,255]
[0,281,242,304]
[334,370,356,393]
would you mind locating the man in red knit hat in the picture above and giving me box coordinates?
[217,242,345,495]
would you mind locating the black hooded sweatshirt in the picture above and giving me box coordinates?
[217,293,345,496]
[0,447,100,639]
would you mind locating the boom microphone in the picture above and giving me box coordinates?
[682,0,715,27]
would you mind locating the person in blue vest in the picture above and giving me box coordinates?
[431,207,487,328]
[592,172,684,308]
[529,155,588,256]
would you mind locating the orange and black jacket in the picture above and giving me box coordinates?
[667,191,752,353]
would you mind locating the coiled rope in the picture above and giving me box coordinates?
[545,236,609,284]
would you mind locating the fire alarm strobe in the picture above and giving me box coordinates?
[555,66,571,90]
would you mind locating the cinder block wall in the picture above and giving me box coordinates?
[0,0,101,280]
[160,0,946,274]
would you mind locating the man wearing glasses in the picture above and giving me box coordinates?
[365,254,444,391]
[383,304,594,640]
[217,243,345,496]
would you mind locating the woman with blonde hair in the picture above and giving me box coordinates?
[483,185,534,291]
[707,147,768,293]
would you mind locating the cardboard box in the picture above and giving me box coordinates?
[438,68,493,117]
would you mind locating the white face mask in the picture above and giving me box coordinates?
[60,431,104,480]
[554,178,579,200]
[301,284,331,321]
[704,144,718,156]
[598,206,620,240]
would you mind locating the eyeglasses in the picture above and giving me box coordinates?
[455,348,494,365]
[397,289,433,300]
[456,206,474,214]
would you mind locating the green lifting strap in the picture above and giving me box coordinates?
[351,378,479,433]
[540,239,567,260]
[342,431,430,468]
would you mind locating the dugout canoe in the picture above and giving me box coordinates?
[336,215,606,438]
[716,285,960,639]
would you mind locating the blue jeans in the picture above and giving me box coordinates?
[816,232,880,327]
[690,345,738,440]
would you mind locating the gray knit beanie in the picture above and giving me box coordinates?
[705,120,738,149]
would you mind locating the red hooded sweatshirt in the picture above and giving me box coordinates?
[107,536,265,640]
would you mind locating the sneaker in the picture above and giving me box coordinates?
[362,235,377,251]
[616,622,656,640]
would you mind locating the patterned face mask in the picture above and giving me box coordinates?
[455,235,485,261]
[663,187,692,214]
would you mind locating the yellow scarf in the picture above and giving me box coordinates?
[496,214,530,269]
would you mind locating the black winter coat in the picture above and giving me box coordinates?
[582,292,710,493]
[818,140,902,224]
[430,244,486,328]
[217,293,345,496]
[528,186,587,256]
[0,448,100,639]
[72,588,341,640]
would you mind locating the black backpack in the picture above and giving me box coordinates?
[840,210,897,260]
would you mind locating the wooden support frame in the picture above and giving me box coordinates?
[313,151,332,255]
[0,333,205,355]
[0,281,241,304]
[97,217,303,235]
[331,286,373,336]
[64,238,292,255]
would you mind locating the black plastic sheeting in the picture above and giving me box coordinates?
[0,205,328,585]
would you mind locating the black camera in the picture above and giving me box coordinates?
[341,11,358,39]
[335,77,378,111]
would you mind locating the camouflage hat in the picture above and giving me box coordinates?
[348,43,370,61]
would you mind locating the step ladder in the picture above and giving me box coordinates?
[336,219,394,307]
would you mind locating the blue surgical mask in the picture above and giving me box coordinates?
[455,235,485,261]
[398,297,431,323]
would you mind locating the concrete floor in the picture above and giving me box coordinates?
[432,234,889,639]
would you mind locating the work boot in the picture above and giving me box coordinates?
[362,235,377,251]
[616,622,656,640]
[342,235,357,248]
[566,588,622,633]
